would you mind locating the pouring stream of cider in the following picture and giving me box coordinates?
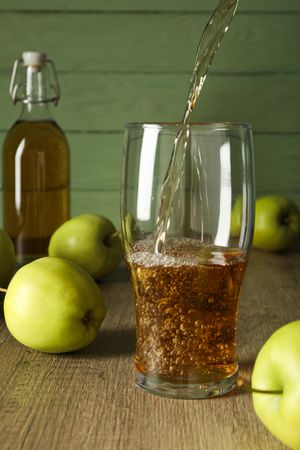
[154,0,239,253]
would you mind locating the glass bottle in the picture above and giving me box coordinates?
[2,51,70,264]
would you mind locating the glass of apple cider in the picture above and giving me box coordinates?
[121,122,255,398]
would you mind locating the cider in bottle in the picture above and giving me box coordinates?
[2,52,70,264]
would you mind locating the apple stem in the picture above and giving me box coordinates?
[281,215,290,225]
[0,288,7,293]
[110,231,120,239]
[237,377,283,395]
[105,231,121,247]
[251,387,283,395]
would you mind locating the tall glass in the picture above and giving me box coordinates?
[121,122,255,399]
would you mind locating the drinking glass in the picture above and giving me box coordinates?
[121,122,255,398]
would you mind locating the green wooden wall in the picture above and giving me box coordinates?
[0,0,299,228]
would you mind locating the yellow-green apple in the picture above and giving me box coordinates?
[230,195,243,237]
[48,214,123,279]
[4,257,106,353]
[231,195,300,251]
[0,228,16,288]
[254,196,300,251]
[253,195,300,251]
[252,321,300,450]
[122,213,138,254]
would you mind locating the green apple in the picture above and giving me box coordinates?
[230,195,243,237]
[48,214,123,279]
[122,213,139,254]
[252,321,300,450]
[254,196,300,251]
[0,228,16,288]
[231,195,300,251]
[4,256,106,353]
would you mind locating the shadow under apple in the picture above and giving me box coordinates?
[73,327,136,359]
[99,263,130,285]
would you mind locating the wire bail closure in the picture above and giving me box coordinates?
[9,57,61,106]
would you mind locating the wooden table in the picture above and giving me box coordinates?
[0,250,299,450]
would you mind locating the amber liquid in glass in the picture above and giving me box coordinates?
[129,238,247,383]
[3,120,70,263]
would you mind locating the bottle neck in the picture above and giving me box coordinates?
[18,64,54,122]
[19,102,53,122]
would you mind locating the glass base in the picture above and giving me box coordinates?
[135,370,237,399]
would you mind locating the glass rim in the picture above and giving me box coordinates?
[125,121,252,131]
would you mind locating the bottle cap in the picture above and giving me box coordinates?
[10,52,60,105]
[22,52,47,67]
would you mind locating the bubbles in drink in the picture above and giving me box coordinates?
[128,238,247,382]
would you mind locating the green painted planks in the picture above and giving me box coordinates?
[2,185,300,231]
[0,190,121,229]
[71,191,121,228]
[0,129,299,228]
[0,131,299,193]
[69,133,123,191]
[0,13,298,73]
[0,73,299,133]
[72,133,299,196]
[0,0,299,230]
[254,134,300,196]
[0,132,123,190]
[58,131,300,199]
[1,0,300,12]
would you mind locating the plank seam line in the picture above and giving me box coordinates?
[1,130,300,136]
[1,70,300,76]
[1,187,300,194]
[0,9,300,15]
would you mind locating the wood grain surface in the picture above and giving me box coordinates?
[0,249,299,450]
